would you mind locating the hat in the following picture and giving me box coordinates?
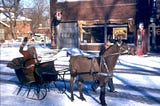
[105,41,111,46]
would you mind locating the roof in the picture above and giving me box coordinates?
[0,10,32,21]
[0,21,10,27]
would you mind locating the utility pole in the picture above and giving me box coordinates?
[149,0,157,51]
[50,10,62,49]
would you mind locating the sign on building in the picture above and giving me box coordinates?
[113,27,127,39]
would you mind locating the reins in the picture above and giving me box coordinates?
[96,43,129,77]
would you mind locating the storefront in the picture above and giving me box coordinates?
[79,23,132,51]
[50,0,153,52]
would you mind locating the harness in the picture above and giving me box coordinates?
[97,56,112,77]
[91,43,129,77]
[72,43,129,77]
[72,58,98,76]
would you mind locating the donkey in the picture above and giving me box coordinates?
[69,42,129,106]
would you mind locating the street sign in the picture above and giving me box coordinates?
[56,11,62,21]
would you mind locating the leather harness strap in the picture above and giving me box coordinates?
[90,58,95,75]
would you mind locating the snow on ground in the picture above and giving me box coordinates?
[0,43,160,106]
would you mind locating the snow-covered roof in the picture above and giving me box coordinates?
[0,21,10,27]
[16,15,32,21]
[0,11,32,21]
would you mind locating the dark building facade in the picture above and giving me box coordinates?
[50,0,160,52]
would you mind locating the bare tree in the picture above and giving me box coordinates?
[1,0,23,39]
[23,0,49,33]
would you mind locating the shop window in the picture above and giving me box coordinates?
[82,26,104,43]
[106,26,133,44]
[81,25,134,44]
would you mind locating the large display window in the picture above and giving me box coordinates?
[81,26,104,43]
[81,24,134,44]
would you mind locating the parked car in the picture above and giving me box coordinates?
[32,33,50,43]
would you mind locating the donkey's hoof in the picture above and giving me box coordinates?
[80,96,86,101]
[82,98,86,101]
[71,97,74,101]
[101,103,107,106]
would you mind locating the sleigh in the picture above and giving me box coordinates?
[7,57,68,100]
[6,42,132,105]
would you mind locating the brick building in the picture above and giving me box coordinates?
[50,0,160,52]
[0,10,32,40]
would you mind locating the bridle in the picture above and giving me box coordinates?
[97,43,129,77]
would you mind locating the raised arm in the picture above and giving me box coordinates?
[19,37,28,54]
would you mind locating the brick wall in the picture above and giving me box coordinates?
[51,0,137,23]
[3,20,31,39]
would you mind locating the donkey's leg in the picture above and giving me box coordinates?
[99,83,107,106]
[78,80,86,101]
[70,76,76,101]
